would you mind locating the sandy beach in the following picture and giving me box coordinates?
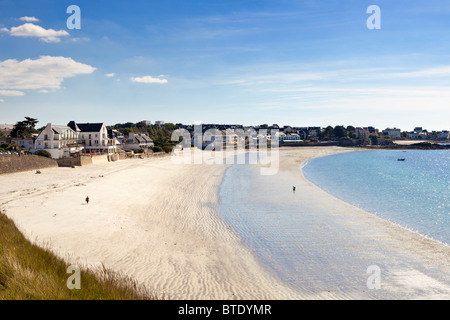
[1,147,449,299]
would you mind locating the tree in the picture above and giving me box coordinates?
[320,126,334,140]
[34,150,52,158]
[369,135,378,145]
[24,117,38,129]
[11,117,39,138]
[333,125,346,138]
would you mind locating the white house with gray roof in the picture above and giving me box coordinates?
[68,121,117,155]
[32,123,83,159]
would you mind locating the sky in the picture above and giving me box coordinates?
[0,0,449,131]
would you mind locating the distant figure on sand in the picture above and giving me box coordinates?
[293,186,296,192]
[85,196,89,204]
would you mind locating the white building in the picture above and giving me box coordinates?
[33,123,83,159]
[384,128,402,139]
[279,133,302,143]
[12,137,34,151]
[441,130,450,140]
[68,121,117,155]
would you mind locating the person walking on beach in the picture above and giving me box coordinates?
[293,186,296,192]
[85,196,89,204]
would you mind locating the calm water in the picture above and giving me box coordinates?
[303,150,450,245]
[217,150,449,297]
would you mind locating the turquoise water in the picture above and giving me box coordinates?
[217,151,449,297]
[303,150,450,245]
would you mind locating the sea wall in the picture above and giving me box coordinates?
[56,155,109,167]
[91,155,108,165]
[56,157,93,167]
[0,155,58,175]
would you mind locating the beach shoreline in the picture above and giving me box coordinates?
[1,146,449,299]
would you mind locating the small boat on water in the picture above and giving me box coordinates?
[397,158,406,161]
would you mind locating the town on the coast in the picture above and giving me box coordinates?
[1,117,449,160]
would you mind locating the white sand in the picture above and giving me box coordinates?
[0,147,449,299]
[0,154,302,299]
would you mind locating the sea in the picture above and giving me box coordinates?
[302,150,450,246]
[217,150,449,297]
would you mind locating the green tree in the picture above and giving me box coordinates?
[320,126,334,140]
[34,150,52,158]
[11,117,39,138]
[333,125,346,138]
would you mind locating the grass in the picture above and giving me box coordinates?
[0,212,157,300]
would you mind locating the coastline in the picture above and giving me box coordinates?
[0,153,302,299]
[282,147,450,298]
[1,147,449,299]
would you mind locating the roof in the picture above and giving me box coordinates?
[67,121,80,132]
[0,124,15,130]
[68,122,104,133]
[51,125,72,134]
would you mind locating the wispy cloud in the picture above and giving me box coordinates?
[130,75,168,84]
[19,16,39,22]
[1,23,69,42]
[0,90,25,96]
[386,66,450,79]
[105,73,116,77]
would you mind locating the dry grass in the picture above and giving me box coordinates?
[0,212,158,300]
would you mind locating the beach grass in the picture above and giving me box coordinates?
[0,212,157,300]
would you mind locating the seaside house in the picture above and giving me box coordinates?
[440,130,450,140]
[355,127,370,139]
[68,121,117,155]
[383,128,402,139]
[0,124,15,137]
[279,133,302,143]
[122,132,154,151]
[408,131,419,139]
[12,137,35,151]
[224,128,239,146]
[33,123,83,159]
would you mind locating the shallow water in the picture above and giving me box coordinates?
[303,150,450,245]
[217,151,450,299]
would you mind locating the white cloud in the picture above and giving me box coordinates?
[0,99,4,103]
[105,73,116,77]
[1,23,69,42]
[0,56,96,91]
[19,16,39,22]
[387,66,450,79]
[130,75,168,84]
[0,90,25,96]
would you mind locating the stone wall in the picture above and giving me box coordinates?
[56,156,97,167]
[0,155,58,175]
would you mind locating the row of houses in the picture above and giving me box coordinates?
[1,121,154,159]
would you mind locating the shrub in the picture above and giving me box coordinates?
[34,150,52,158]
[152,146,164,153]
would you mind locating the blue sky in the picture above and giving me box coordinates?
[0,0,449,131]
